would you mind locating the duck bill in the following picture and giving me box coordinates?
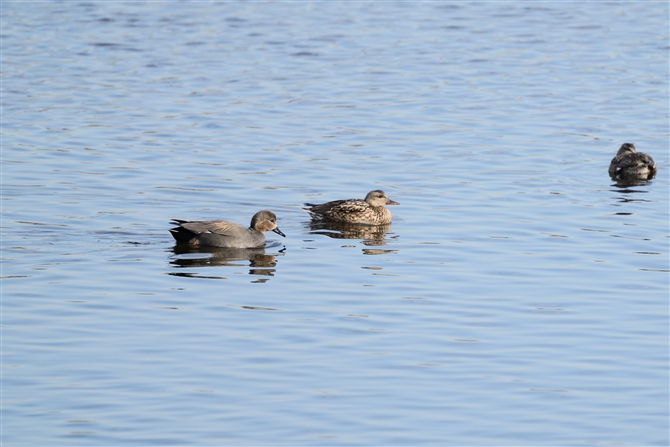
[386,199,399,205]
[273,227,286,237]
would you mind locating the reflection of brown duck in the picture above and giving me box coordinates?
[169,210,285,248]
[303,190,399,225]
[307,221,391,243]
[609,143,657,180]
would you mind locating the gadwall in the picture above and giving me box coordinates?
[303,190,399,225]
[169,210,285,248]
[609,143,657,180]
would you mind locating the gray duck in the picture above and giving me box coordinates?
[170,210,285,248]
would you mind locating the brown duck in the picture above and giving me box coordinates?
[608,143,657,180]
[303,190,399,225]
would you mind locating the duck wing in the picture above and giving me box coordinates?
[635,152,657,172]
[609,154,626,177]
[170,219,240,236]
[304,199,370,215]
[304,199,351,214]
[325,199,370,215]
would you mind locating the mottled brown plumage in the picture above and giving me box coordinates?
[170,210,285,248]
[303,190,399,225]
[608,143,657,180]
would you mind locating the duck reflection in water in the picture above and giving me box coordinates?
[169,244,283,276]
[307,221,391,244]
[306,221,398,255]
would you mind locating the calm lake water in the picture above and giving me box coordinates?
[3,2,669,446]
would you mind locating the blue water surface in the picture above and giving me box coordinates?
[3,2,668,445]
